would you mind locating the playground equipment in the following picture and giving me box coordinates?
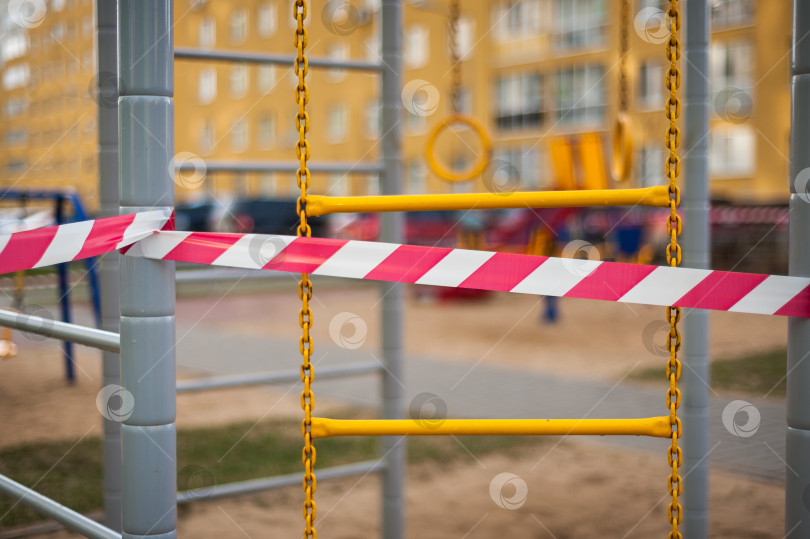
[424,0,492,182]
[0,1,809,538]
[611,0,634,183]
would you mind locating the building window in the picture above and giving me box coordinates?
[198,67,217,104]
[365,101,380,139]
[82,16,93,38]
[450,17,475,61]
[407,159,427,194]
[5,128,27,147]
[553,0,606,50]
[258,113,276,149]
[327,104,349,142]
[404,25,429,68]
[231,118,248,152]
[326,42,350,82]
[199,16,216,49]
[257,2,277,37]
[366,174,380,196]
[2,63,29,90]
[710,39,753,117]
[637,144,665,187]
[230,64,249,97]
[1,32,28,62]
[6,160,28,174]
[637,61,664,109]
[229,8,248,43]
[494,71,542,130]
[492,0,544,42]
[200,119,215,153]
[710,125,754,177]
[260,172,277,196]
[257,65,276,93]
[4,97,27,118]
[406,109,427,135]
[711,0,753,28]
[329,174,349,196]
[493,146,544,189]
[555,65,605,126]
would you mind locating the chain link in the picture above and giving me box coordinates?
[449,0,461,113]
[618,0,629,111]
[294,1,316,537]
[664,1,682,537]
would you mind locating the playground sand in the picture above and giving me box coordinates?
[0,288,787,537]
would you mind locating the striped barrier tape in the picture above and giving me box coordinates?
[0,211,806,318]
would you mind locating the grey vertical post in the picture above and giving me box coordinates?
[787,2,810,536]
[380,1,405,538]
[681,1,710,537]
[118,2,177,538]
[96,0,122,530]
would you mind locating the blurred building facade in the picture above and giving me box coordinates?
[0,0,791,211]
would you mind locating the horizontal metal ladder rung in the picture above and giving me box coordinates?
[305,186,672,216]
[176,459,385,504]
[0,473,120,539]
[176,361,383,393]
[174,47,384,71]
[311,417,673,438]
[176,160,383,174]
[0,308,120,353]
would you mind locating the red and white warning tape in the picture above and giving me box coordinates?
[0,211,807,318]
[129,230,810,319]
[0,210,172,275]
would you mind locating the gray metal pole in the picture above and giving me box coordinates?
[787,2,810,536]
[380,1,405,537]
[118,2,177,537]
[95,0,122,529]
[0,308,120,352]
[681,1,710,537]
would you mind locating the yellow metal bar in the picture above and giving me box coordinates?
[311,417,672,438]
[306,186,670,216]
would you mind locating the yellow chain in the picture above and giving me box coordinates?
[664,1,682,537]
[449,0,461,113]
[618,0,629,112]
[294,1,316,538]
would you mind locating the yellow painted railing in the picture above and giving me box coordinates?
[310,417,672,438]
[306,186,670,216]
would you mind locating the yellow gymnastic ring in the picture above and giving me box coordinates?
[611,112,634,182]
[425,114,492,183]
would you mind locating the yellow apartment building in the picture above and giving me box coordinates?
[0,0,793,211]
